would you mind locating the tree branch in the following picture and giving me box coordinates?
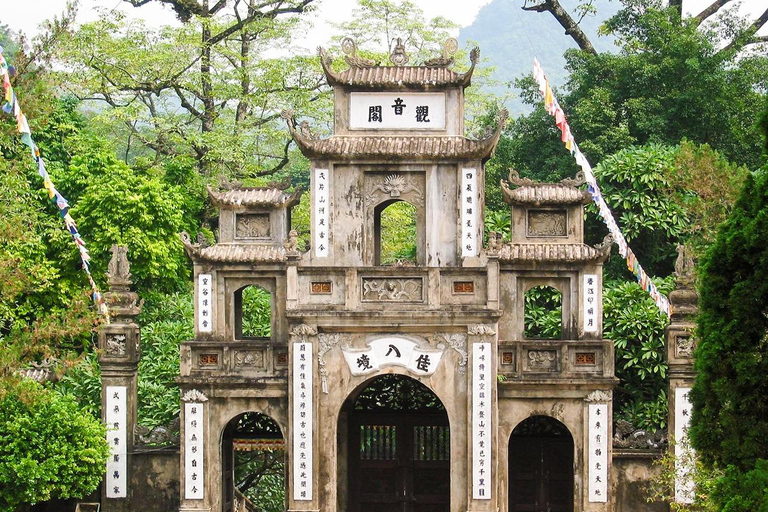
[694,0,736,25]
[521,0,596,54]
[719,6,768,54]
[208,0,314,45]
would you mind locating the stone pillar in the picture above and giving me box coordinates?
[666,245,698,504]
[467,324,497,512]
[99,245,142,512]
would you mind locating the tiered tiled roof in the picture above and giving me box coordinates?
[285,109,508,162]
[497,243,610,263]
[501,170,590,206]
[183,242,287,264]
[319,42,478,89]
[207,186,301,208]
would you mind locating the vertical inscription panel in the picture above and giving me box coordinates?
[314,168,329,258]
[675,387,695,504]
[588,403,608,502]
[105,386,127,498]
[472,342,492,500]
[197,274,213,333]
[462,168,478,258]
[184,402,205,500]
[293,342,314,500]
[583,274,598,333]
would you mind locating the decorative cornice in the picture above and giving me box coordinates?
[584,390,612,402]
[468,324,497,336]
[181,389,208,402]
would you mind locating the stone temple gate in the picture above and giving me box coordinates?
[173,38,620,512]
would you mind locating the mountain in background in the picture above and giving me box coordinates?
[459,0,620,115]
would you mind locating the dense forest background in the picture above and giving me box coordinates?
[1,0,767,509]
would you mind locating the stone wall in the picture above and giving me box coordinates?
[611,450,669,512]
[130,447,180,512]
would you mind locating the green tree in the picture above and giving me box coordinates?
[0,378,109,512]
[62,0,326,179]
[689,169,768,470]
[505,1,767,182]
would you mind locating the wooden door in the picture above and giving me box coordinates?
[509,435,573,512]
[349,413,450,512]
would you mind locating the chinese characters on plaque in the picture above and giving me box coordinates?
[184,402,205,500]
[583,274,598,333]
[314,168,329,258]
[675,387,695,504]
[472,342,492,500]
[588,403,608,502]
[197,273,213,333]
[462,168,478,258]
[105,386,127,498]
[349,92,446,130]
[293,342,313,500]
[341,337,444,377]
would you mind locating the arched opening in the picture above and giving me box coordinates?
[234,285,272,339]
[222,412,285,512]
[374,200,418,266]
[339,374,450,512]
[509,416,573,512]
[524,285,563,339]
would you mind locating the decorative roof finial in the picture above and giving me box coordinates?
[424,37,459,67]
[341,37,375,68]
[389,37,409,66]
[106,244,132,288]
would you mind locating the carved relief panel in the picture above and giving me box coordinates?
[527,209,567,237]
[235,213,271,239]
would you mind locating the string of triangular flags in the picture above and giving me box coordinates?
[0,47,109,319]
[532,58,671,317]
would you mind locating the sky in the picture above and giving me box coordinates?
[2,0,766,47]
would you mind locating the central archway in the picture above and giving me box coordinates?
[339,374,450,512]
[508,415,573,512]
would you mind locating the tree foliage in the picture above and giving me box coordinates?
[603,278,672,430]
[62,1,326,179]
[0,378,109,512]
[505,1,767,185]
[689,169,768,470]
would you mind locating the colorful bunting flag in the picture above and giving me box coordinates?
[0,47,108,320]
[532,58,671,317]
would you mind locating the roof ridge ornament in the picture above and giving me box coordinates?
[389,37,409,66]
[424,38,459,67]
[341,37,376,68]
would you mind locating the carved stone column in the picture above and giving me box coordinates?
[98,245,142,511]
[667,246,698,504]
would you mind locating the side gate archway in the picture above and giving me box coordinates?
[339,374,450,512]
[221,412,285,512]
[509,415,574,512]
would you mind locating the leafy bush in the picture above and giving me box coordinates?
[241,286,272,338]
[524,286,562,339]
[710,460,768,512]
[0,378,109,511]
[136,290,194,429]
[603,278,673,430]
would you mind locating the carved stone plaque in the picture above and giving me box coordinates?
[234,350,264,368]
[526,350,558,370]
[361,277,424,302]
[675,335,695,358]
[235,213,270,239]
[106,334,127,356]
[527,210,567,237]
